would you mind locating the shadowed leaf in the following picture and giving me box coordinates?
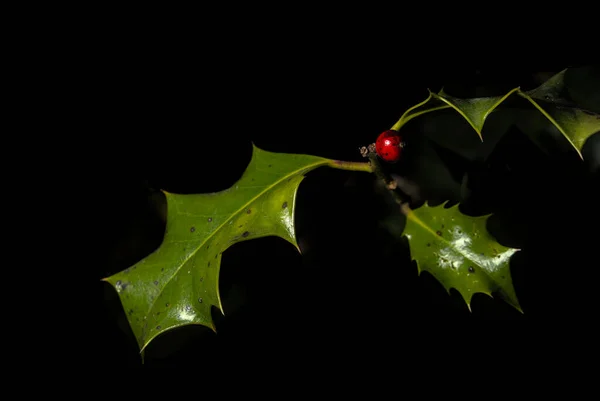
[518,70,600,158]
[391,68,599,159]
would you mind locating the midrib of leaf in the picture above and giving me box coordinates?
[143,158,330,320]
[517,91,584,159]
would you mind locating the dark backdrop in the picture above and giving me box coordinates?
[92,51,599,368]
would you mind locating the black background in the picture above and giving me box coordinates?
[91,47,599,368]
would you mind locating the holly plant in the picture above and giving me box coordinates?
[103,67,599,361]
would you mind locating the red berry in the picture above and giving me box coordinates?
[375,130,403,163]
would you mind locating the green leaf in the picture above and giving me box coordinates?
[402,202,521,312]
[390,68,600,159]
[390,88,519,141]
[103,144,336,353]
[518,70,600,158]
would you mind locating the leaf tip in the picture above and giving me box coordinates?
[101,276,118,287]
[140,340,150,355]
[217,297,226,316]
[456,288,475,311]
[441,200,452,209]
[413,260,422,276]
[496,287,523,314]
[250,141,263,154]
[216,287,224,316]
[507,298,524,314]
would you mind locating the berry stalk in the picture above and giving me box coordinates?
[326,134,413,215]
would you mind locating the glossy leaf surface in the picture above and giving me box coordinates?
[103,144,333,352]
[403,202,521,311]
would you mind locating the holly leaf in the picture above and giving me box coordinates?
[391,68,600,159]
[402,202,521,312]
[103,144,347,353]
[390,88,518,141]
[517,70,600,157]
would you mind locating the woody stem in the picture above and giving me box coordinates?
[367,153,411,214]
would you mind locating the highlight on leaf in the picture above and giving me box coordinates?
[102,145,371,353]
[390,68,600,159]
[401,202,521,312]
